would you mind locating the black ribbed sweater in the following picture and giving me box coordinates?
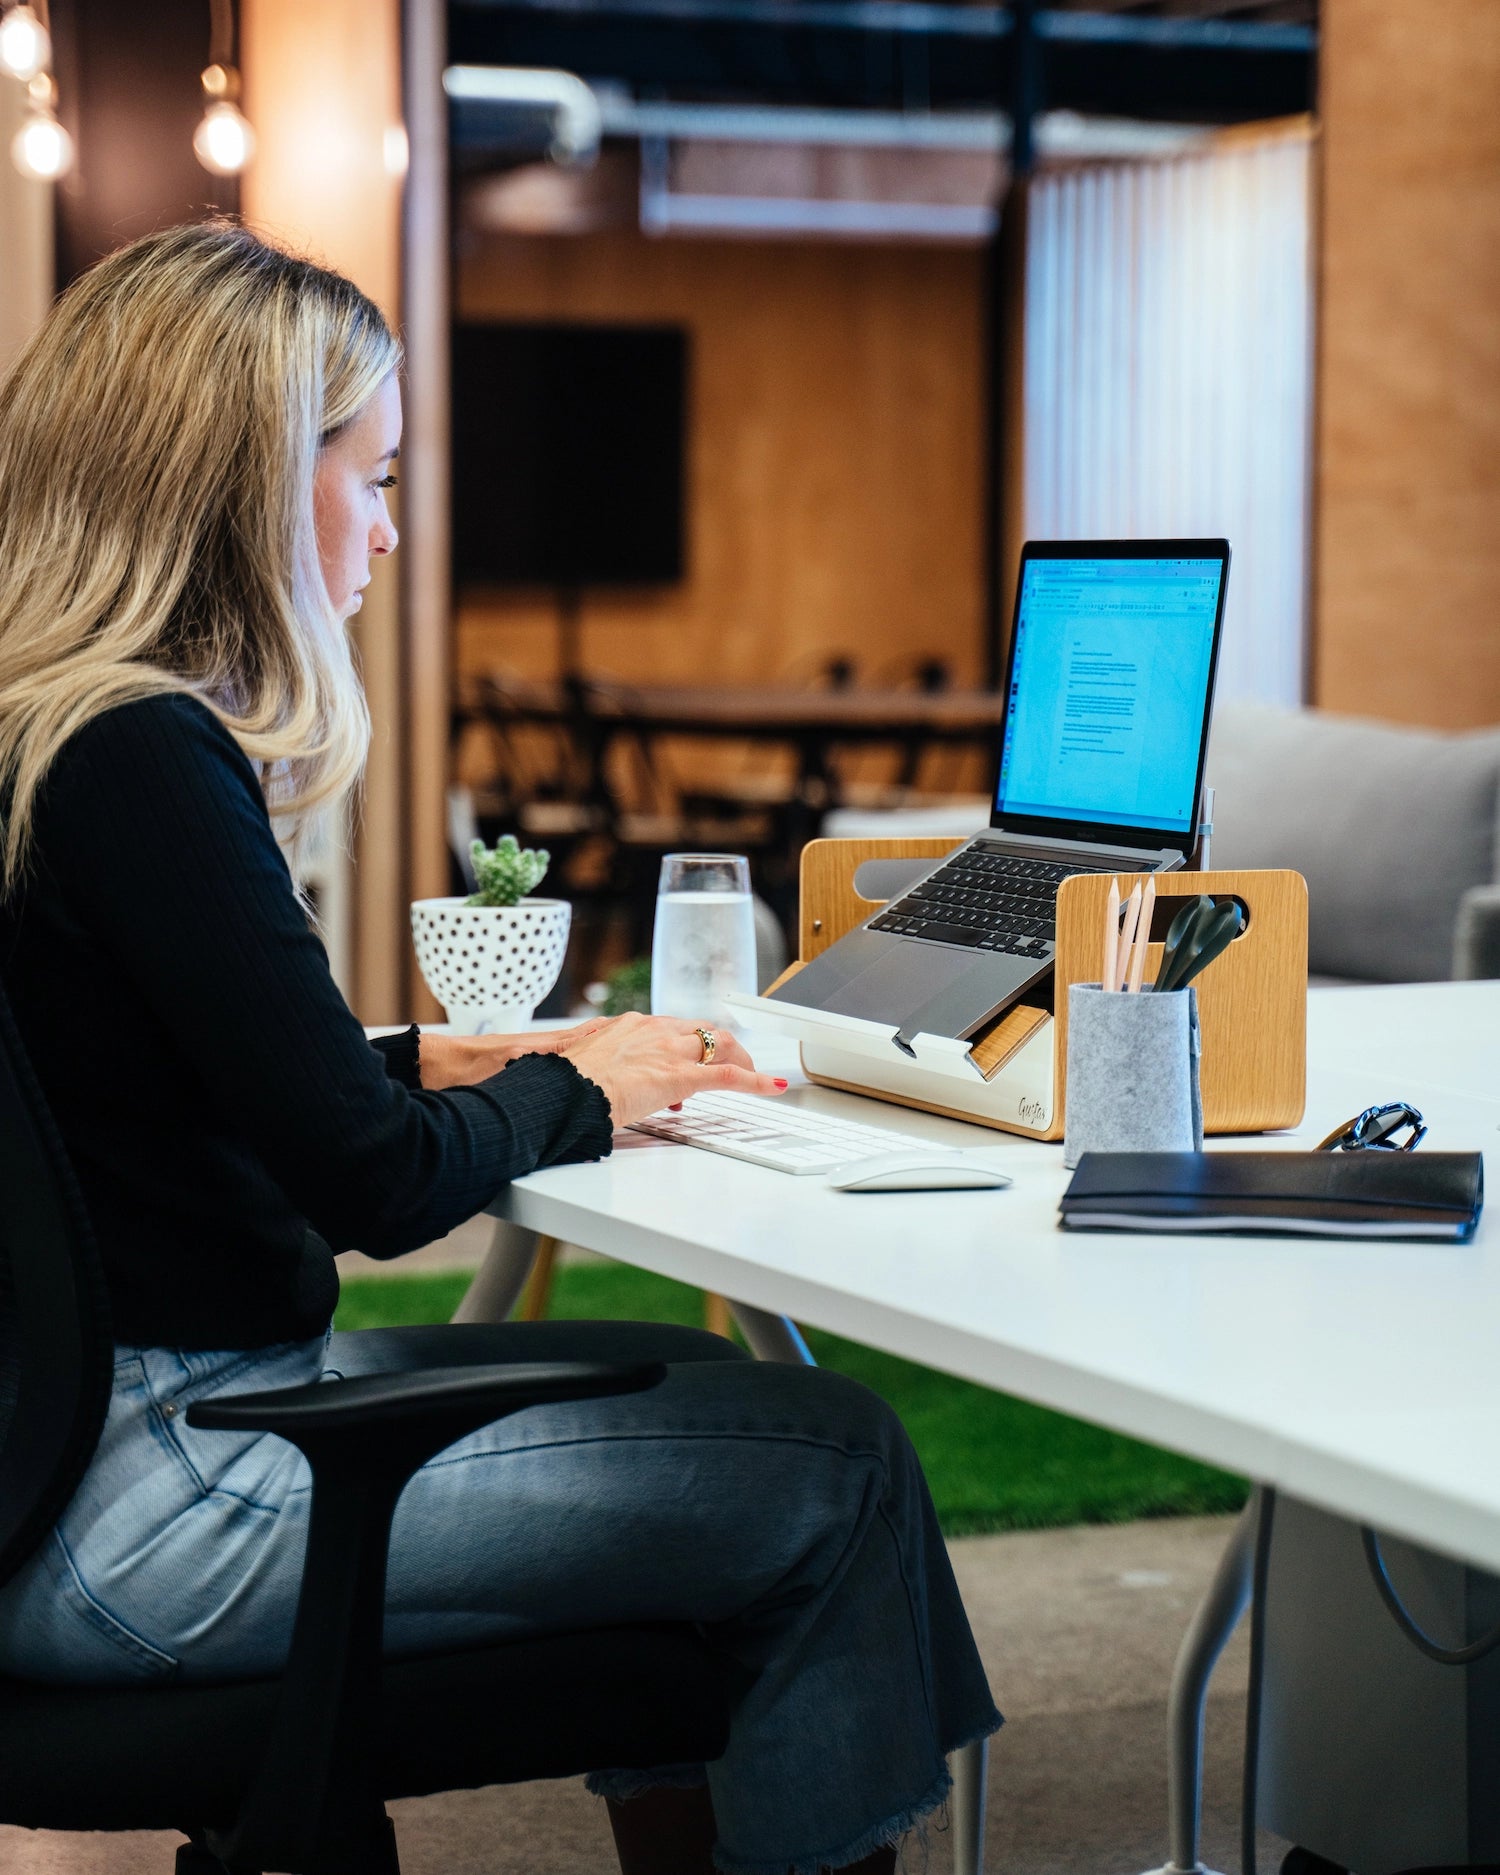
[0,693,613,1349]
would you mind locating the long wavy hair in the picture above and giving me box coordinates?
[0,220,401,890]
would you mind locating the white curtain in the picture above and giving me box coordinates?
[1023,125,1315,706]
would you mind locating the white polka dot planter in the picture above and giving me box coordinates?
[410,898,572,1035]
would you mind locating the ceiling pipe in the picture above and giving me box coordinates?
[443,64,602,164]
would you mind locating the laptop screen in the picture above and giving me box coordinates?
[994,550,1226,840]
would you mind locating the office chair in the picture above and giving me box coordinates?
[0,975,738,1875]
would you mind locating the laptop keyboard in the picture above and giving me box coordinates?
[868,846,1125,957]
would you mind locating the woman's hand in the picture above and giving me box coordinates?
[416,1020,610,1092]
[554,1012,787,1129]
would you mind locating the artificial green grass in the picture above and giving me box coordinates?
[335,1262,1248,1537]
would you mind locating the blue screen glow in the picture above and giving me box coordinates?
[995,556,1222,834]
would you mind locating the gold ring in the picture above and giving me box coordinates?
[694,1025,717,1065]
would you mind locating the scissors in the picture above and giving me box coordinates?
[1153,895,1243,993]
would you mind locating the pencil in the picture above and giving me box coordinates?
[1102,878,1119,991]
[1127,876,1156,993]
[1116,883,1142,993]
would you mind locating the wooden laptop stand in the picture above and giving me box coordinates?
[754,839,1308,1141]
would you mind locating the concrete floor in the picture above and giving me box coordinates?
[0,1514,1289,1875]
[7,1230,1283,1872]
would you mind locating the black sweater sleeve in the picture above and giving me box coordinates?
[370,1024,422,1090]
[38,695,612,1257]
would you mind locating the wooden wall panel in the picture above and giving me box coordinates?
[241,0,407,1021]
[0,80,51,380]
[1315,0,1500,727]
[455,233,986,694]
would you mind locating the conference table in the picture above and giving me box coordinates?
[458,675,1007,815]
[464,675,1009,744]
[459,979,1498,1875]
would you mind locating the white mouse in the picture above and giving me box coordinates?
[826,1152,1014,1194]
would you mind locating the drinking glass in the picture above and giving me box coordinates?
[651,853,756,1030]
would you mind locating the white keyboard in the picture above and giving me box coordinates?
[629,1089,948,1175]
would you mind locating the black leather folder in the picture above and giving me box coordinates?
[1060,1151,1485,1241]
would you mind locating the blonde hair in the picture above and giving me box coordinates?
[0,220,401,889]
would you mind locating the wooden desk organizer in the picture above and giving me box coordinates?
[749,839,1307,1142]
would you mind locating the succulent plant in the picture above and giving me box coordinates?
[467,834,550,908]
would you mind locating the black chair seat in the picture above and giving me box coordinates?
[0,1621,733,1832]
[0,955,745,1871]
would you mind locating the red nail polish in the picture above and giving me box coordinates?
[774,1078,788,1090]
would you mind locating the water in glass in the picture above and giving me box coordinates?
[651,854,756,1029]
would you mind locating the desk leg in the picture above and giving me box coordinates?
[727,1300,987,1875]
[727,1301,815,1366]
[1142,1492,1260,1875]
[951,1734,989,1875]
[450,1218,543,1324]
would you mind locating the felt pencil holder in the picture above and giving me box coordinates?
[1063,984,1204,1170]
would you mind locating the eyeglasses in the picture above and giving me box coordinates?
[1315,1101,1428,1153]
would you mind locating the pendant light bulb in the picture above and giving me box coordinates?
[0,4,50,82]
[193,98,255,175]
[11,107,72,180]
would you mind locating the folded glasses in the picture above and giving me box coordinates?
[1315,1101,1427,1153]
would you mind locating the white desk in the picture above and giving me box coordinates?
[491,983,1498,1572]
[473,980,1497,1875]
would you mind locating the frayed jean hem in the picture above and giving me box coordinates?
[946,1705,1006,1760]
[710,1706,1004,1875]
[587,1761,711,1800]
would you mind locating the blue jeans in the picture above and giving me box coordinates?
[0,1320,1001,1874]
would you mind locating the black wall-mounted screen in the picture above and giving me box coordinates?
[451,321,688,587]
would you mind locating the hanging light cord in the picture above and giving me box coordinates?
[1361,1525,1500,1667]
[18,0,54,39]
[207,0,235,71]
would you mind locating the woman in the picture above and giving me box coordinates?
[0,222,999,1875]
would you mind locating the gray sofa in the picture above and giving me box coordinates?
[822,702,1500,984]
[1207,703,1500,983]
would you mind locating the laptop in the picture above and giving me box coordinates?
[769,538,1230,1050]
